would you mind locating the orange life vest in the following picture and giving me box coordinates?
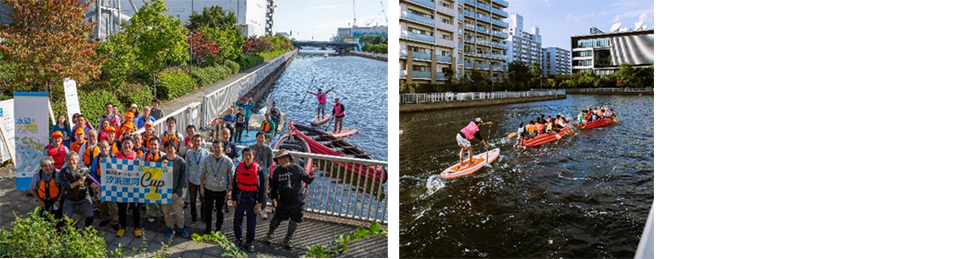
[70,140,84,153]
[116,151,137,160]
[37,173,59,200]
[235,162,260,192]
[144,152,160,162]
[261,121,271,132]
[163,132,180,149]
[82,144,100,167]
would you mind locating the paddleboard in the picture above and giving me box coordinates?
[330,128,359,138]
[440,148,500,179]
[310,114,332,126]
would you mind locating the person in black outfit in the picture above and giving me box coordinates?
[265,150,318,249]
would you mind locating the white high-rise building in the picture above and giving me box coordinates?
[119,0,275,37]
[506,13,541,67]
[542,47,570,77]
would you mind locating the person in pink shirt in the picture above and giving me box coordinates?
[305,87,334,120]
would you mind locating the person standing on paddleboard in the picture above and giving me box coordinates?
[306,87,335,120]
[332,98,346,134]
[456,118,492,169]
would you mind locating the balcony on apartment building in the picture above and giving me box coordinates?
[464,61,473,68]
[402,30,436,44]
[491,17,508,28]
[413,71,432,79]
[477,64,490,70]
[405,0,436,10]
[491,7,508,17]
[436,72,446,79]
[437,2,456,16]
[399,49,407,59]
[491,53,507,60]
[399,70,407,78]
[435,54,452,63]
[492,30,508,38]
[411,51,433,61]
[493,0,508,7]
[402,11,436,26]
[491,41,507,49]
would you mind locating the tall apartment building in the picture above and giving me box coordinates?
[400,0,509,85]
[571,29,654,76]
[506,13,542,68]
[542,47,571,77]
[2,1,276,39]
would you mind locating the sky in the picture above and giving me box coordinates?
[504,0,654,49]
[274,0,389,41]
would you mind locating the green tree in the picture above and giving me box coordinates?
[506,61,531,90]
[95,32,141,91]
[0,0,103,96]
[200,26,244,62]
[186,5,237,31]
[443,67,455,85]
[124,0,190,97]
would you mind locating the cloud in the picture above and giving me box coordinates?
[309,4,341,9]
[610,8,653,24]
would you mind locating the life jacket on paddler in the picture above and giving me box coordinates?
[460,121,479,140]
[163,132,180,149]
[236,162,260,192]
[261,120,272,132]
[81,143,100,167]
[45,144,67,169]
[333,103,346,117]
[144,151,161,162]
[37,173,60,200]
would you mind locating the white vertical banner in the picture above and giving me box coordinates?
[0,99,14,162]
[63,78,81,128]
[14,92,50,190]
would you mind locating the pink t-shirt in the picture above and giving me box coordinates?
[317,93,327,104]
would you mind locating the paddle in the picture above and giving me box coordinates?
[300,77,317,105]
[507,132,517,139]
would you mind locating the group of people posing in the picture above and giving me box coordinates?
[34,99,318,252]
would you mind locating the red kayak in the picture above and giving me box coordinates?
[522,128,572,147]
[576,118,616,129]
[289,122,386,183]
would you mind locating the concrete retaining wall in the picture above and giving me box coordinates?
[347,51,388,62]
[400,95,566,113]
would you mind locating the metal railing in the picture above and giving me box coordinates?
[491,18,508,27]
[564,87,654,93]
[400,89,566,104]
[406,0,435,9]
[402,30,436,43]
[493,0,508,7]
[491,7,508,17]
[289,151,388,223]
[491,41,507,49]
[412,51,432,60]
[435,54,452,62]
[413,71,432,78]
[402,11,436,26]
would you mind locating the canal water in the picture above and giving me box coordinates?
[399,94,654,257]
[257,50,389,221]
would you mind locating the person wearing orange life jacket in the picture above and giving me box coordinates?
[456,118,492,168]
[260,113,276,141]
[70,128,86,153]
[230,148,266,252]
[89,139,119,228]
[31,157,62,220]
[79,131,100,169]
[142,121,158,148]
[161,117,183,156]
[46,131,69,169]
[132,134,148,158]
[143,137,163,223]
[103,126,121,154]
[332,98,346,134]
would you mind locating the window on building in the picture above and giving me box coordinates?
[442,17,452,24]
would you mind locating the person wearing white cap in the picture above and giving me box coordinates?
[456,118,492,169]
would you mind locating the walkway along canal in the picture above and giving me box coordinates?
[399,94,653,257]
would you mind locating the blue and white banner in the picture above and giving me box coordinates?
[14,92,49,190]
[100,158,174,204]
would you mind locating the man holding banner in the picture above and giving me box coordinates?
[113,137,143,237]
[160,140,189,238]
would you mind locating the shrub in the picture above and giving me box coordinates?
[0,208,122,257]
[223,59,240,74]
[237,54,264,71]
[77,90,121,120]
[257,48,289,61]
[190,65,231,87]
[117,83,154,107]
[157,71,198,100]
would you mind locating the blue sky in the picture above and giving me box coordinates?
[505,0,654,49]
[275,0,389,41]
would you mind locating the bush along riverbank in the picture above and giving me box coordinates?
[400,62,653,93]
[0,0,292,120]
